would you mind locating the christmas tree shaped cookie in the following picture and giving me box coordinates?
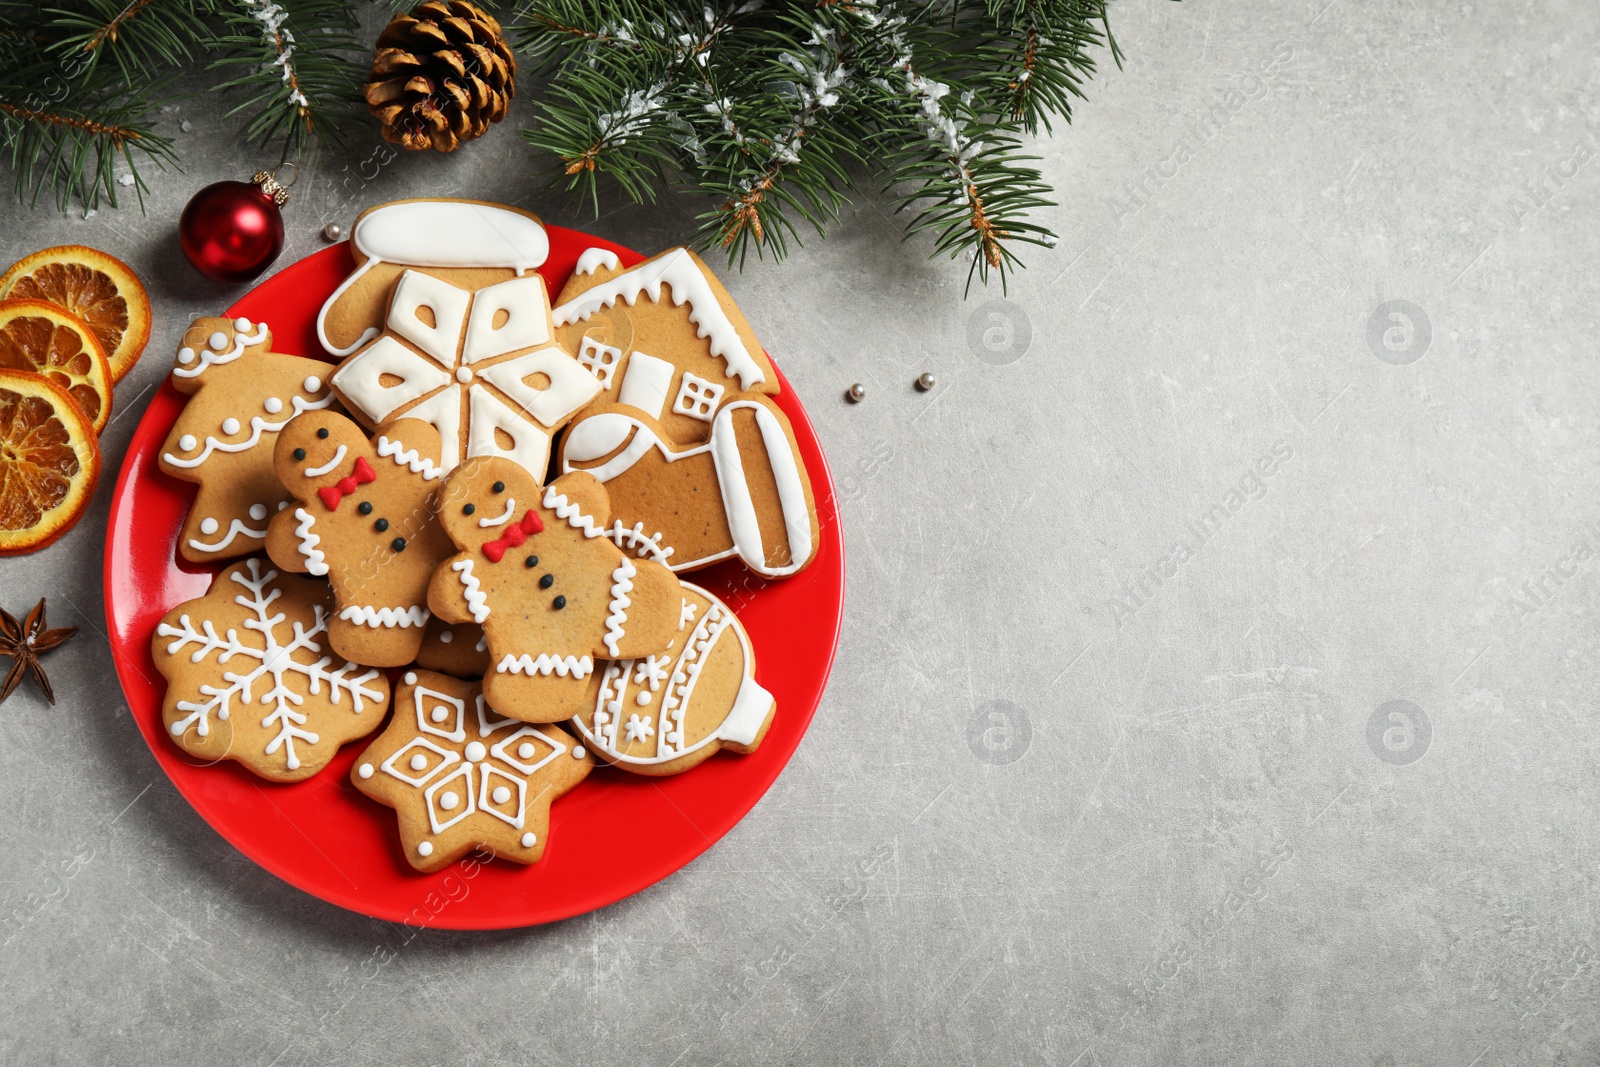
[151,558,391,782]
[265,410,456,668]
[158,316,338,561]
[427,460,682,723]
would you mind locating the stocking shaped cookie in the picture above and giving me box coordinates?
[151,558,391,782]
[158,316,338,561]
[265,411,454,667]
[427,461,681,723]
[573,579,775,776]
[352,670,592,873]
[551,247,820,578]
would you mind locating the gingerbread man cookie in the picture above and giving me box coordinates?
[158,316,338,561]
[551,247,820,578]
[351,670,592,873]
[151,558,391,782]
[427,461,682,723]
[265,411,455,668]
[414,616,489,678]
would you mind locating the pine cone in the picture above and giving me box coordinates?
[364,0,516,153]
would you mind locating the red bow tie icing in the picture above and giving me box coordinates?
[317,456,377,510]
[483,511,545,563]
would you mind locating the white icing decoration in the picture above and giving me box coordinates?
[338,605,430,628]
[199,517,220,535]
[388,270,471,367]
[399,387,464,472]
[293,507,328,576]
[404,671,418,685]
[452,559,490,623]
[492,785,512,804]
[496,653,593,678]
[478,497,517,528]
[331,336,452,424]
[542,485,605,539]
[265,397,283,414]
[575,336,622,389]
[187,518,267,554]
[517,742,535,759]
[221,418,240,435]
[521,832,536,847]
[155,559,385,770]
[602,556,635,658]
[249,504,268,521]
[305,376,323,392]
[161,391,335,470]
[456,366,474,383]
[476,346,602,429]
[375,434,444,481]
[302,443,347,478]
[573,746,585,759]
[636,691,652,706]
[410,754,429,771]
[440,791,460,810]
[673,372,724,421]
[359,763,374,778]
[234,318,251,332]
[574,247,621,276]
[467,385,553,476]
[172,322,270,379]
[464,741,486,762]
[605,520,675,565]
[316,201,551,357]
[439,630,454,644]
[463,274,550,363]
[616,351,674,420]
[418,842,433,857]
[562,401,811,576]
[624,713,654,741]
[551,248,765,390]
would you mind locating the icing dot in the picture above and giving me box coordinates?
[525,555,539,568]
[305,376,322,392]
[234,318,251,332]
[517,742,535,759]
[199,517,219,535]
[292,448,306,461]
[358,763,374,778]
[374,518,390,532]
[521,832,536,848]
[440,791,459,810]
[177,347,196,365]
[455,366,473,384]
[409,754,428,771]
[636,691,652,706]
[208,331,228,351]
[439,630,454,644]
[222,417,240,435]
[572,746,586,759]
[317,427,329,440]
[358,502,373,515]
[492,482,505,493]
[403,671,418,685]
[606,700,621,715]
[552,595,567,610]
[492,786,511,804]
[264,396,283,414]
[464,741,486,762]
[178,434,197,451]
[277,501,287,511]
[249,504,268,521]
[463,504,475,515]
[539,574,554,589]
[430,706,449,723]
[418,842,433,857]
[391,537,407,553]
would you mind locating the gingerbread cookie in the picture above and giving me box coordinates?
[318,199,552,358]
[551,247,820,578]
[427,461,682,723]
[328,265,600,480]
[574,580,775,776]
[158,316,338,561]
[264,411,455,668]
[151,558,391,782]
[414,616,489,678]
[351,670,592,872]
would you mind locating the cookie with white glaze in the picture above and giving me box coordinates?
[426,461,682,723]
[151,558,390,782]
[351,670,592,873]
[158,316,339,561]
[265,410,455,668]
[573,580,775,776]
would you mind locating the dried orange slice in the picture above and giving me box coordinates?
[0,245,151,382]
[0,299,113,434]
[0,368,101,556]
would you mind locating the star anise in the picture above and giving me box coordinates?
[0,599,78,706]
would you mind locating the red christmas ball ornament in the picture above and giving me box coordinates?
[179,167,295,283]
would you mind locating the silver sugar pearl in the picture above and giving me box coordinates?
[322,223,345,242]
[915,372,936,391]
[845,383,866,403]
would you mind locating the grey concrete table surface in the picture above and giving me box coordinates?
[3,0,1597,1063]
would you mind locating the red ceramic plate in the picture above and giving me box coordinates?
[104,230,843,928]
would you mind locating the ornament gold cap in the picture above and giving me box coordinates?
[251,162,297,206]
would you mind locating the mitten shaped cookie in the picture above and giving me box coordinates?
[158,316,338,561]
[351,670,592,873]
[573,580,776,776]
[265,410,454,667]
[427,461,682,723]
[152,558,391,782]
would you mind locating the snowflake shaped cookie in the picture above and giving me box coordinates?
[151,559,391,782]
[426,461,683,724]
[328,269,600,478]
[351,670,592,872]
[158,316,337,562]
